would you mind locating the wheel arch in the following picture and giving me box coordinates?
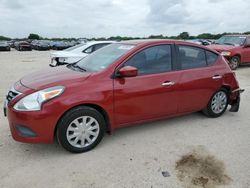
[232,54,241,62]
[54,103,111,138]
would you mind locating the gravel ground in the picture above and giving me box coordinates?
[0,50,250,188]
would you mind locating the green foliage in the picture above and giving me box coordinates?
[177,32,190,40]
[28,33,40,40]
[0,35,11,41]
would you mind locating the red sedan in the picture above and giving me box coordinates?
[4,40,244,153]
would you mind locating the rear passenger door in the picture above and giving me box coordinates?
[176,44,223,113]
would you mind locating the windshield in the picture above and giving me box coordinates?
[75,43,135,72]
[64,43,86,52]
[216,36,246,46]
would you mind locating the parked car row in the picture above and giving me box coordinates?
[2,35,250,70]
[49,35,250,70]
[0,40,81,51]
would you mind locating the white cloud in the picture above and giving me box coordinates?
[0,0,249,38]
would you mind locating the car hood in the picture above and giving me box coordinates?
[20,66,91,90]
[51,51,87,58]
[207,44,236,52]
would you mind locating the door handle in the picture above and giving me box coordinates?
[162,81,175,87]
[212,75,222,80]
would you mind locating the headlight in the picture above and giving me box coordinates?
[14,86,65,111]
[221,51,231,56]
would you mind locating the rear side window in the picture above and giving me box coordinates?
[178,45,207,69]
[124,45,172,75]
[206,51,218,65]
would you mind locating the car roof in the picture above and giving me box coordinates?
[119,39,205,47]
[85,41,116,45]
[224,34,250,37]
[117,39,220,55]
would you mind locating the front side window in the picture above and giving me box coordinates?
[178,45,207,69]
[124,45,172,75]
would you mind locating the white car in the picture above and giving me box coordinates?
[50,41,115,67]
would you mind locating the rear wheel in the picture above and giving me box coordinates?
[203,89,229,118]
[57,106,106,153]
[229,56,240,70]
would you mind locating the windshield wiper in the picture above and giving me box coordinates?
[72,64,86,72]
[67,63,86,72]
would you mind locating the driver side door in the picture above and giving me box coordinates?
[113,44,180,127]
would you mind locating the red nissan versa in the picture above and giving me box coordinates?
[3,40,244,153]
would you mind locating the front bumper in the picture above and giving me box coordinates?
[229,88,244,112]
[3,102,61,144]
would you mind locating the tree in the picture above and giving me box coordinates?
[28,33,40,40]
[178,32,190,40]
[0,35,11,41]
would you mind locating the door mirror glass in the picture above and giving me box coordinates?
[118,66,138,77]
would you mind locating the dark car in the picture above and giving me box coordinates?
[4,40,243,153]
[33,40,51,50]
[50,41,69,50]
[15,41,32,51]
[0,41,11,51]
[189,39,212,46]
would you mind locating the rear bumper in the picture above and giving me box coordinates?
[229,88,244,112]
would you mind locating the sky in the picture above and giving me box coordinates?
[0,0,249,38]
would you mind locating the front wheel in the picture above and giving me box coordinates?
[57,106,106,153]
[203,89,229,118]
[229,56,240,70]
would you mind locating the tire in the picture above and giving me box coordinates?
[57,106,106,153]
[203,89,229,118]
[229,56,240,70]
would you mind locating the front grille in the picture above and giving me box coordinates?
[6,88,22,103]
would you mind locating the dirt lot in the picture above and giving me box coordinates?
[0,50,250,188]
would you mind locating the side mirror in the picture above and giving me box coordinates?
[117,66,138,78]
[244,43,250,48]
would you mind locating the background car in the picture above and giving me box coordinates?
[14,41,32,51]
[33,40,51,50]
[0,41,11,51]
[188,39,212,46]
[208,35,250,70]
[50,41,115,66]
[50,41,70,50]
